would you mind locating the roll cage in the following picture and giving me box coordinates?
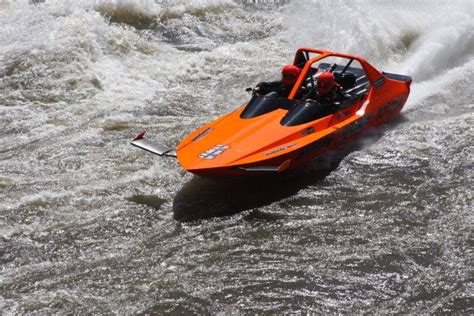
[288,48,383,100]
[240,49,386,125]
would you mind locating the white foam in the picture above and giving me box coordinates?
[1,0,473,226]
[406,58,474,110]
[396,3,474,81]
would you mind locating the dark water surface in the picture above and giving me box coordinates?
[1,0,472,313]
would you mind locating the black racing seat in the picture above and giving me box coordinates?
[334,71,356,91]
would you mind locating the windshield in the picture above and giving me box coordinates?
[280,100,333,126]
[240,94,298,119]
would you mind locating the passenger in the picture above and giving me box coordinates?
[311,71,342,106]
[254,64,302,98]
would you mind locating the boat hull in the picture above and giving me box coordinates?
[184,96,407,178]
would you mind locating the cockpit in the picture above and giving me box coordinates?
[241,50,373,126]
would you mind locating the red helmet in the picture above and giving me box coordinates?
[317,72,338,94]
[281,64,301,86]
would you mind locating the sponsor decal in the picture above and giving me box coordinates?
[199,144,230,160]
[341,115,370,139]
[192,127,213,142]
[376,96,404,119]
[374,76,385,89]
[264,143,296,156]
[297,136,333,159]
[301,127,315,136]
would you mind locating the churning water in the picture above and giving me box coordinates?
[1,0,472,313]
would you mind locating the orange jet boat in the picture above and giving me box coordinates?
[132,48,412,177]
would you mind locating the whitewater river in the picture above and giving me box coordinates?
[1,0,472,313]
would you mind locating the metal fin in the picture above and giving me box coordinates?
[131,132,176,158]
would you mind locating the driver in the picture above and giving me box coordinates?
[254,64,302,98]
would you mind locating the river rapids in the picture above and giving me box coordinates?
[1,0,473,313]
